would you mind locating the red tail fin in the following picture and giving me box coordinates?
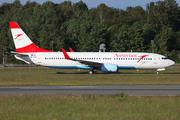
[9,22,52,53]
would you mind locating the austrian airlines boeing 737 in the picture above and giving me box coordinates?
[9,22,175,74]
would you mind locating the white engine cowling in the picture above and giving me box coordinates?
[101,64,118,72]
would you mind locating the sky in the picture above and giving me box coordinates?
[0,0,180,10]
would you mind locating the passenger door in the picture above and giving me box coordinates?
[153,56,157,64]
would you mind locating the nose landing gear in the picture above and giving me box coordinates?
[156,68,165,74]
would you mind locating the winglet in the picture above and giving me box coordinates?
[69,47,74,52]
[61,48,71,59]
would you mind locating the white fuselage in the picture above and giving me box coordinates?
[16,52,175,70]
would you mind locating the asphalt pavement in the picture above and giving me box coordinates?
[0,85,180,96]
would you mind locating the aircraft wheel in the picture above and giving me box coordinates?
[89,70,94,74]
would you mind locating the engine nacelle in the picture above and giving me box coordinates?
[101,64,118,72]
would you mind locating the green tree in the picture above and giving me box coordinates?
[154,25,174,54]
[0,0,180,63]
[87,23,107,52]
[111,22,145,52]
[142,23,156,52]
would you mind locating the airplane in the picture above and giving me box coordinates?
[9,22,175,74]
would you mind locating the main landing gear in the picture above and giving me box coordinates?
[156,71,159,74]
[89,69,94,74]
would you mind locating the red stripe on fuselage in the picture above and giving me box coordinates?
[16,43,52,53]
[9,22,20,29]
[137,55,149,62]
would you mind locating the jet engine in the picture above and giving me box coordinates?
[101,64,118,72]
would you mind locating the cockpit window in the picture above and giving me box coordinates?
[162,57,168,60]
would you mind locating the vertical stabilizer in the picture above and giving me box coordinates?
[9,22,51,53]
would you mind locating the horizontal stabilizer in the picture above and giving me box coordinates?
[10,51,28,56]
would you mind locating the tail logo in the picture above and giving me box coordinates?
[15,34,23,40]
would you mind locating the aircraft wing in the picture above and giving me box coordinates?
[74,59,102,67]
[61,48,103,68]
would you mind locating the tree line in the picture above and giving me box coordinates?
[0,0,180,63]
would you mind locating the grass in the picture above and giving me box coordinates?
[0,94,180,120]
[0,66,180,85]
[0,67,180,119]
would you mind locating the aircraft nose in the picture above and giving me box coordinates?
[169,60,175,66]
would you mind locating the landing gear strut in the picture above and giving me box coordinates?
[156,68,165,74]
[89,69,94,74]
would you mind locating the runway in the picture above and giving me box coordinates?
[0,85,180,96]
